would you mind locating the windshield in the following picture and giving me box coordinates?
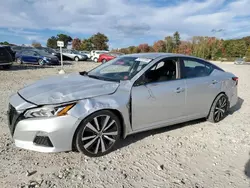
[45,48,56,53]
[87,56,153,81]
[36,50,51,56]
[72,50,80,54]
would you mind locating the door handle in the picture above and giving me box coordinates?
[175,87,185,93]
[212,80,218,84]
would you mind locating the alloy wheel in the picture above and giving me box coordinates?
[81,115,119,155]
[38,59,44,66]
[214,96,227,122]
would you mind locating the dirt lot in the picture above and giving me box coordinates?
[0,61,250,188]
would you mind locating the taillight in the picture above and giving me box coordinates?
[232,77,238,85]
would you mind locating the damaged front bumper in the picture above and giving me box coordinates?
[7,94,80,153]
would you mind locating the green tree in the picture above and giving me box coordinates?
[224,39,247,58]
[165,36,174,53]
[90,32,109,50]
[127,46,138,54]
[46,36,57,48]
[57,34,72,48]
[173,31,181,50]
[245,47,250,61]
[81,39,94,51]
[0,41,10,45]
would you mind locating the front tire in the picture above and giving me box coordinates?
[16,58,22,65]
[94,58,98,63]
[75,110,121,157]
[102,59,107,64]
[38,59,45,66]
[207,93,228,123]
[74,56,79,61]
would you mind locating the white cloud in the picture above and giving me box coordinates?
[0,0,249,47]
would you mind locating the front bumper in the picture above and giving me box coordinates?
[7,103,79,153]
[46,59,60,65]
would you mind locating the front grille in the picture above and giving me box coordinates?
[33,136,53,147]
[7,104,22,136]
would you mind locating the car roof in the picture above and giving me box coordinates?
[122,52,201,59]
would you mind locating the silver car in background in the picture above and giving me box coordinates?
[7,53,238,157]
[62,49,88,61]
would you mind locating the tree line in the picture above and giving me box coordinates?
[114,32,250,61]
[2,31,250,61]
[46,32,109,51]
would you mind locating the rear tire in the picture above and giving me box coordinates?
[102,59,107,64]
[207,93,228,123]
[75,110,121,157]
[94,58,98,63]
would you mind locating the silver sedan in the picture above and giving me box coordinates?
[7,53,238,157]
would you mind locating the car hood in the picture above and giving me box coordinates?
[18,73,119,105]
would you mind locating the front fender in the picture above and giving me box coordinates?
[68,93,132,139]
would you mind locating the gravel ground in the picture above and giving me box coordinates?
[0,61,250,188]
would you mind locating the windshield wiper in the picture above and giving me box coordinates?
[87,75,119,82]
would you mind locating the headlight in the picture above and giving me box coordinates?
[24,103,76,118]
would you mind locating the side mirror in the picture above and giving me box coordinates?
[134,74,147,86]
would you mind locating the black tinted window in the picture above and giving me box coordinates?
[145,58,177,83]
[0,48,8,55]
[182,59,214,78]
[22,51,35,55]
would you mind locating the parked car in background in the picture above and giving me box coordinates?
[15,49,59,66]
[7,53,238,157]
[98,52,124,63]
[234,58,245,65]
[62,49,88,61]
[91,50,109,62]
[0,45,15,61]
[35,47,60,59]
[0,46,13,69]
[11,46,33,54]
[79,51,91,59]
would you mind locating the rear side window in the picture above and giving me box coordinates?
[182,58,214,79]
[0,48,8,55]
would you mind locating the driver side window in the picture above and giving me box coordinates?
[134,58,178,86]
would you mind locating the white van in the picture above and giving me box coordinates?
[91,50,109,62]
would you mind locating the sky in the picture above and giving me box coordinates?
[0,0,249,49]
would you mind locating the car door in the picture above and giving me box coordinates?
[31,51,40,63]
[131,57,186,131]
[180,57,221,117]
[21,51,31,63]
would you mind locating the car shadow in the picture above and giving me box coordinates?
[115,97,244,152]
[6,64,55,71]
[245,154,250,178]
[115,118,206,151]
[228,97,244,115]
